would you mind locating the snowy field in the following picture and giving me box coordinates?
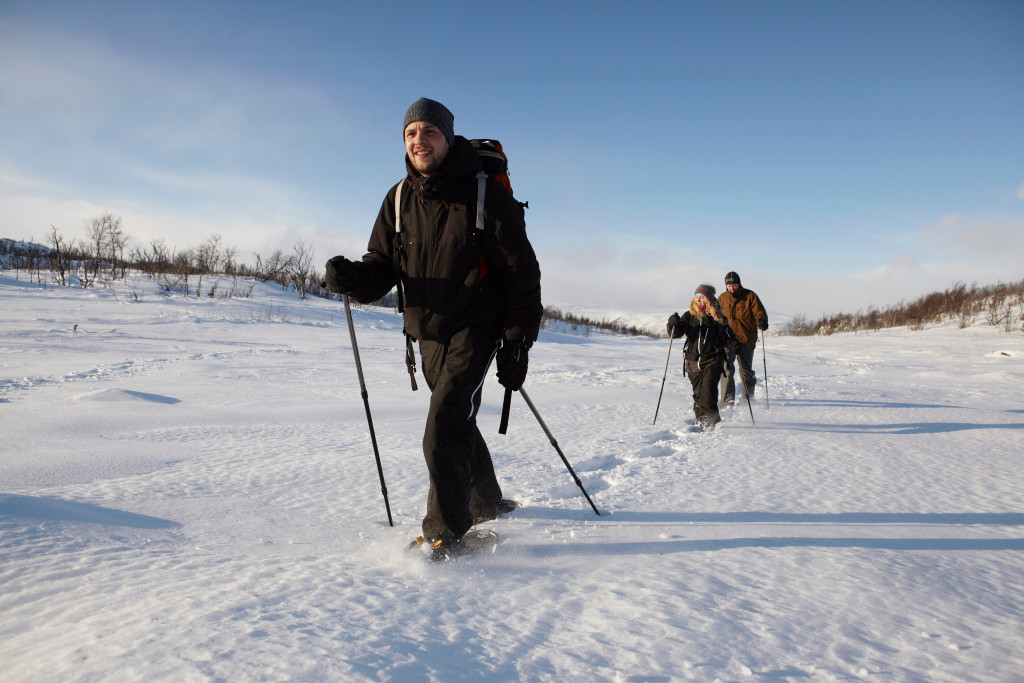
[1,273,1022,682]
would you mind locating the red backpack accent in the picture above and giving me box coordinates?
[469,139,526,208]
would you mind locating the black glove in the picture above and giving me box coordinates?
[667,312,680,335]
[324,255,360,294]
[496,338,530,391]
[758,318,769,331]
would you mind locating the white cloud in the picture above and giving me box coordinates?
[917,213,1024,260]
[886,253,920,271]
[0,182,369,267]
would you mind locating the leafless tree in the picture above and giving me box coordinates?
[82,212,126,284]
[288,239,316,299]
[253,250,287,284]
[47,225,70,286]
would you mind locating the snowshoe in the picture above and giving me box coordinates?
[408,529,500,562]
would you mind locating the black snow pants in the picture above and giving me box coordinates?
[686,358,723,426]
[418,327,504,543]
[720,341,755,405]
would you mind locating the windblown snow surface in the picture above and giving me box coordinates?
[2,274,1022,682]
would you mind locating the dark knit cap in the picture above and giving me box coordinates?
[724,271,741,285]
[695,284,716,300]
[403,97,455,146]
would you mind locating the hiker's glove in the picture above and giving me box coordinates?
[496,338,530,391]
[667,312,680,335]
[325,256,359,294]
[757,318,769,331]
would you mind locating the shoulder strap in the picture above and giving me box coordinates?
[394,178,404,233]
[475,171,487,231]
[395,173,487,232]
[391,179,417,391]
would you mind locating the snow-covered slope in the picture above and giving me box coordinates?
[2,273,1022,681]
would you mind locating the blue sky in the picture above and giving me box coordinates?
[1,0,1021,318]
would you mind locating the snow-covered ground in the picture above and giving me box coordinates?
[2,273,1022,682]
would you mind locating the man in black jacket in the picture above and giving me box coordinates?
[324,98,543,555]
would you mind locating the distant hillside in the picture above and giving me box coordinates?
[4,234,1020,337]
[784,279,1024,336]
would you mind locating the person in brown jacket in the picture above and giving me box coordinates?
[717,271,768,406]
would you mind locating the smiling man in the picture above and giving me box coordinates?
[403,103,451,176]
[324,98,542,559]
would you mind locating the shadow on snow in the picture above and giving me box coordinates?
[775,421,1024,434]
[518,536,1024,558]
[504,508,1024,556]
[0,494,181,529]
[778,398,961,410]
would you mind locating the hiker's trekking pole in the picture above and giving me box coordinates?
[518,387,601,516]
[761,329,769,410]
[652,336,674,424]
[343,293,393,527]
[744,389,755,425]
[740,356,756,425]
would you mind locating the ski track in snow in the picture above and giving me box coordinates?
[2,274,1023,682]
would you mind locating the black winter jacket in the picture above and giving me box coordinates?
[669,311,734,368]
[347,136,543,344]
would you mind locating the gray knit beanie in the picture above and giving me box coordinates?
[403,97,455,146]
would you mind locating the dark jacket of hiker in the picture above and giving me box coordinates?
[337,131,542,545]
[345,136,542,346]
[668,298,735,427]
[669,310,734,369]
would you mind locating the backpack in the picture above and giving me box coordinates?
[392,138,525,389]
[468,139,527,209]
[395,138,526,235]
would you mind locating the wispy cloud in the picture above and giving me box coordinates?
[917,214,1024,260]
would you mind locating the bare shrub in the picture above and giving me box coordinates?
[788,278,1024,336]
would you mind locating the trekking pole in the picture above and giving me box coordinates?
[652,335,674,424]
[743,389,755,425]
[518,387,601,516]
[343,293,394,527]
[761,329,769,410]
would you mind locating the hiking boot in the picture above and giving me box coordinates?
[472,498,520,525]
[698,411,721,432]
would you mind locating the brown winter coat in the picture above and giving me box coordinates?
[719,287,767,346]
